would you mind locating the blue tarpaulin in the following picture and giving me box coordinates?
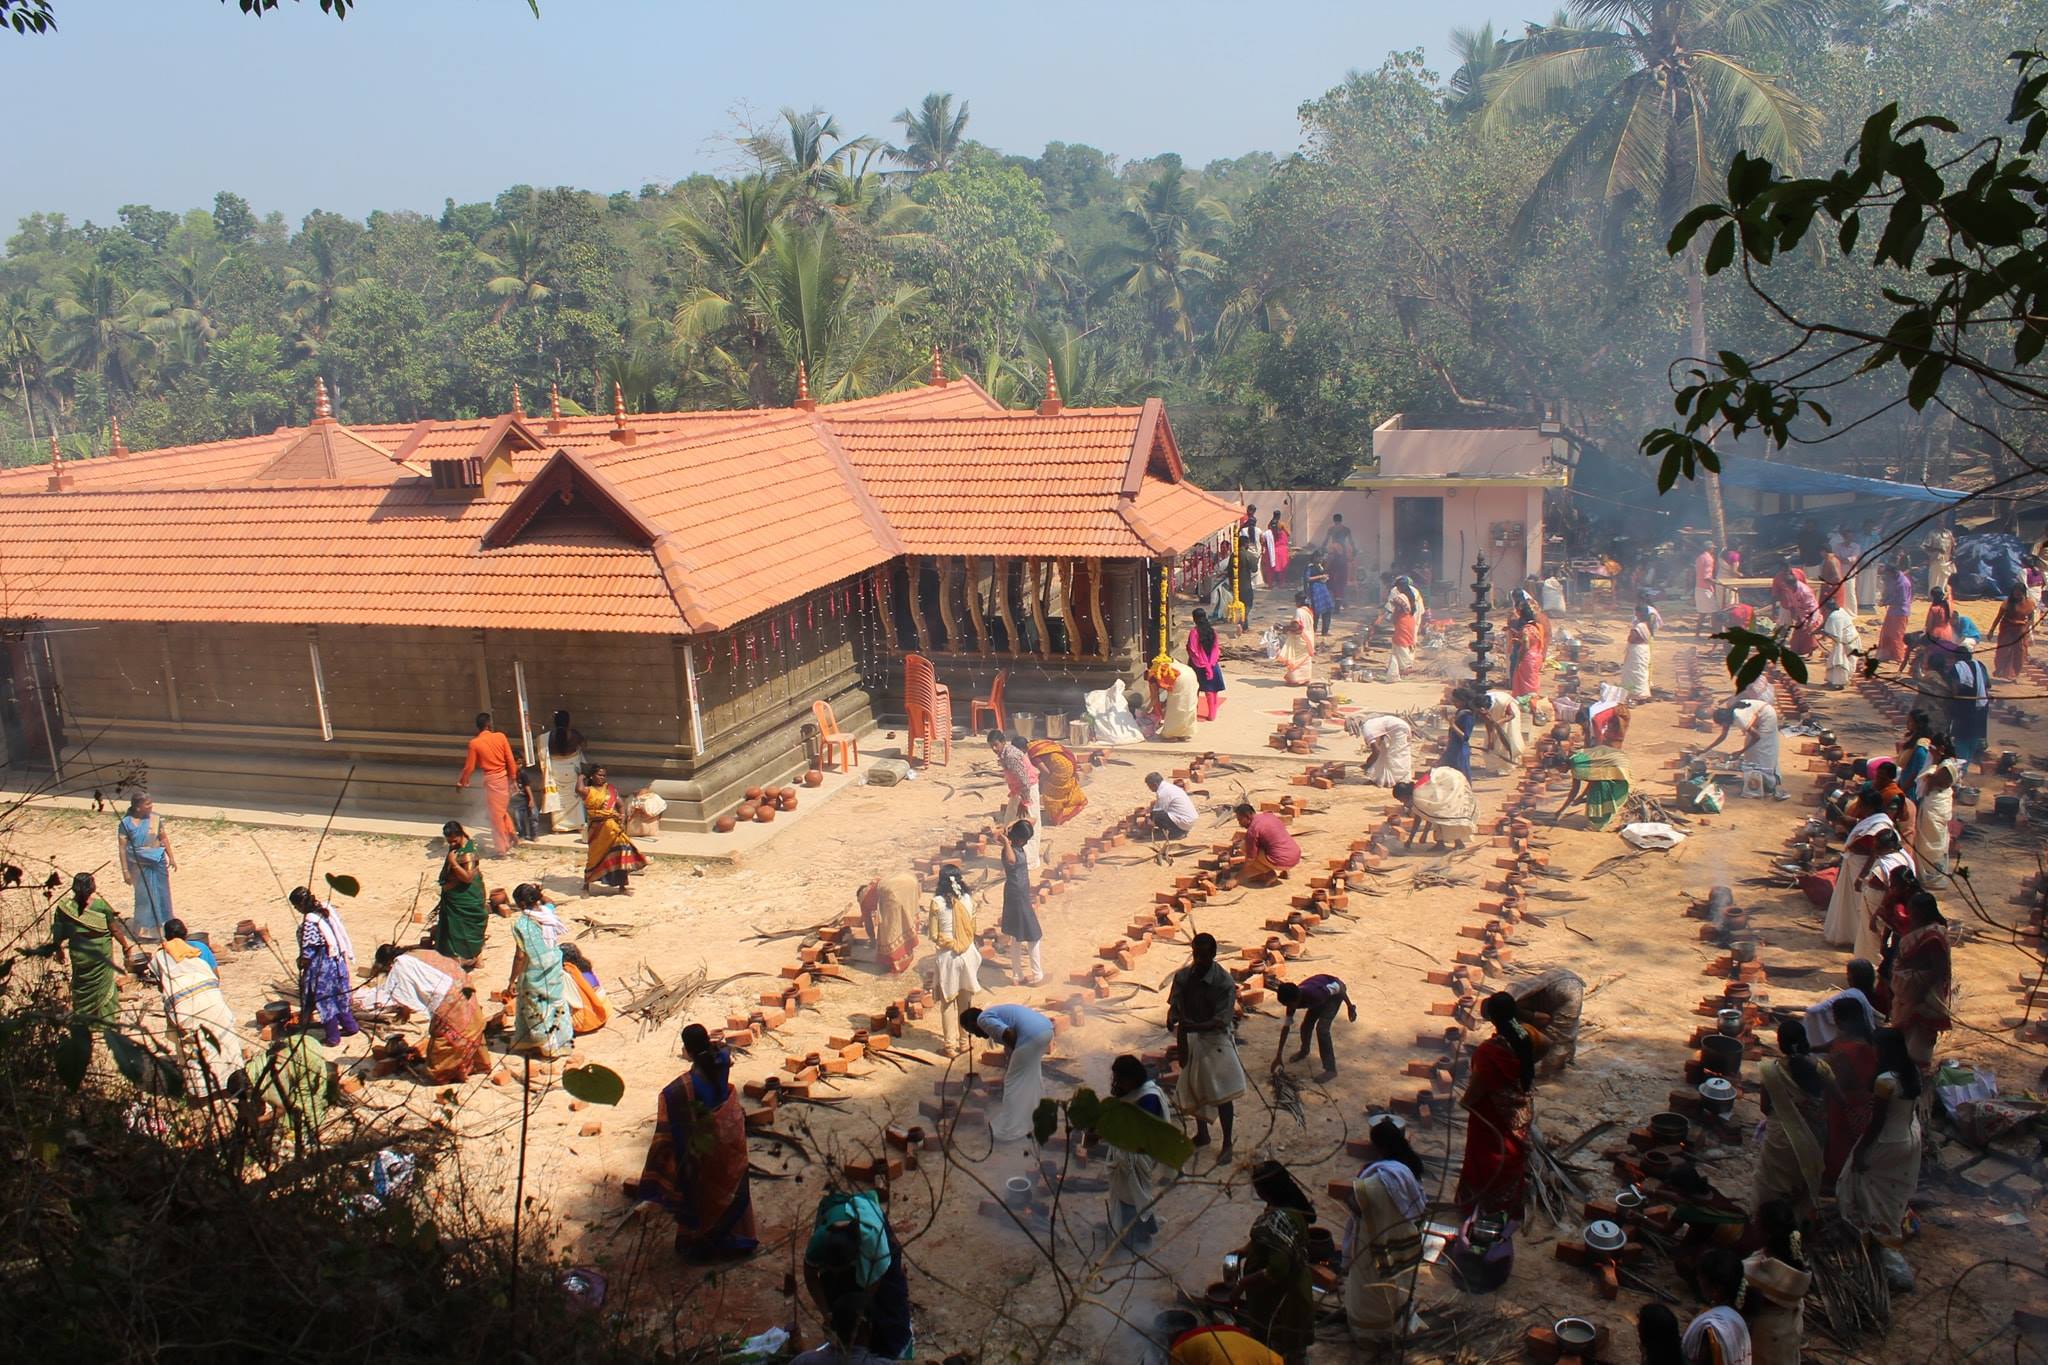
[1711,453,1969,504]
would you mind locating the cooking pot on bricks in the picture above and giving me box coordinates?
[1701,1034,1744,1075]
[1649,1112,1690,1144]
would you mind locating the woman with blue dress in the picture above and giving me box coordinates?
[116,794,176,939]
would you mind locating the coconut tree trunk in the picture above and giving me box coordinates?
[1688,251,1729,548]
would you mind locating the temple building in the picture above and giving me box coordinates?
[0,366,1239,829]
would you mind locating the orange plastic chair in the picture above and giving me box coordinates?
[812,698,859,773]
[969,670,1009,736]
[903,654,953,765]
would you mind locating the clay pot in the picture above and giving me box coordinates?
[713,815,737,834]
[755,805,776,823]
[803,769,824,788]
[745,786,764,801]
[780,793,798,811]
[1701,1034,1745,1075]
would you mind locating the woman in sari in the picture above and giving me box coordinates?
[500,895,574,1059]
[1742,1200,1812,1365]
[1456,992,1535,1217]
[1836,1029,1925,1290]
[241,1032,331,1144]
[856,869,921,975]
[1821,596,1861,688]
[1820,545,1851,620]
[1343,1117,1429,1346]
[1440,699,1476,778]
[116,794,176,939]
[147,918,247,1098]
[1379,576,1422,678]
[1187,607,1226,719]
[1991,582,2037,680]
[1026,737,1088,825]
[1753,1019,1831,1219]
[539,709,587,834]
[1356,713,1415,787]
[1889,894,1951,1099]
[356,943,488,1082]
[292,886,358,1047]
[1772,566,1821,657]
[1263,510,1290,585]
[433,820,488,961]
[1394,768,1478,849]
[582,766,647,894]
[1911,762,1955,889]
[1876,562,1913,664]
[1278,593,1315,685]
[630,1022,758,1260]
[560,945,613,1035]
[1510,599,1548,697]
[1563,745,1633,830]
[1821,995,1879,1189]
[48,872,130,1026]
[1622,604,1656,701]
[1150,658,1200,740]
[1234,1161,1318,1363]
[926,865,982,1057]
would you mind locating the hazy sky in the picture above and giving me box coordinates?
[1,0,1520,234]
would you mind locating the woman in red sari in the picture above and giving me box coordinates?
[1508,595,1548,698]
[1991,582,2037,680]
[1455,991,1536,1216]
[628,1023,759,1259]
[1889,893,1952,1095]
[1772,566,1821,656]
[1821,995,1879,1190]
[1876,563,1914,664]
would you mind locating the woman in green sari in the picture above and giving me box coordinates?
[433,821,488,963]
[49,872,132,1026]
[500,893,574,1059]
[1562,747,1634,831]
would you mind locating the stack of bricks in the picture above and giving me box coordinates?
[1270,695,1340,755]
[1292,760,1350,790]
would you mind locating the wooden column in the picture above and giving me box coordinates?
[964,558,991,655]
[1023,559,1051,658]
[1087,559,1110,660]
[472,629,491,713]
[935,559,962,653]
[904,556,932,652]
[1056,559,1080,659]
[992,557,1022,657]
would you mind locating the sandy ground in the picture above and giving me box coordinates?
[5,590,2046,1363]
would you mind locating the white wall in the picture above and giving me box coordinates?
[1239,486,1545,601]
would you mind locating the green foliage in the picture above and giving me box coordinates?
[323,871,360,897]
[561,1062,624,1106]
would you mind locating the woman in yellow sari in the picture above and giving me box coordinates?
[1025,739,1088,825]
[582,765,648,894]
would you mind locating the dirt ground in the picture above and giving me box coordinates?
[6,588,2047,1363]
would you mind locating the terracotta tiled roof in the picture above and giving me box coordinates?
[0,379,1236,634]
[832,397,1240,557]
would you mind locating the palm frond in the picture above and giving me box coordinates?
[1478,37,1633,127]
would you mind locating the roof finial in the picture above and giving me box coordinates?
[512,381,524,419]
[46,433,71,491]
[612,380,626,422]
[794,360,817,411]
[546,381,565,434]
[313,376,333,422]
[1038,357,1063,416]
[109,413,127,456]
[929,344,946,387]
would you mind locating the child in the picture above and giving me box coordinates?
[1001,819,1044,986]
[509,764,541,841]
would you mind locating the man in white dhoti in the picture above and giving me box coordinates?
[1925,524,1955,597]
[1168,933,1246,1159]
[1854,832,1916,963]
[1621,604,1655,701]
[962,1003,1052,1144]
[1912,763,1956,888]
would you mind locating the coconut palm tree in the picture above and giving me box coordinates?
[1087,167,1232,359]
[1,286,50,444]
[483,222,552,325]
[750,219,923,401]
[669,176,796,406]
[1446,22,1511,118]
[888,92,970,174]
[744,106,877,210]
[1479,0,1829,542]
[281,231,357,356]
[48,265,174,397]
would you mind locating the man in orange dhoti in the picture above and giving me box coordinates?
[457,711,521,856]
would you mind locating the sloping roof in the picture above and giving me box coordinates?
[832,398,1239,558]
[1711,453,1970,505]
[0,379,1235,634]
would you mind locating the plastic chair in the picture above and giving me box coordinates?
[903,654,953,765]
[812,698,859,773]
[969,670,1009,735]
